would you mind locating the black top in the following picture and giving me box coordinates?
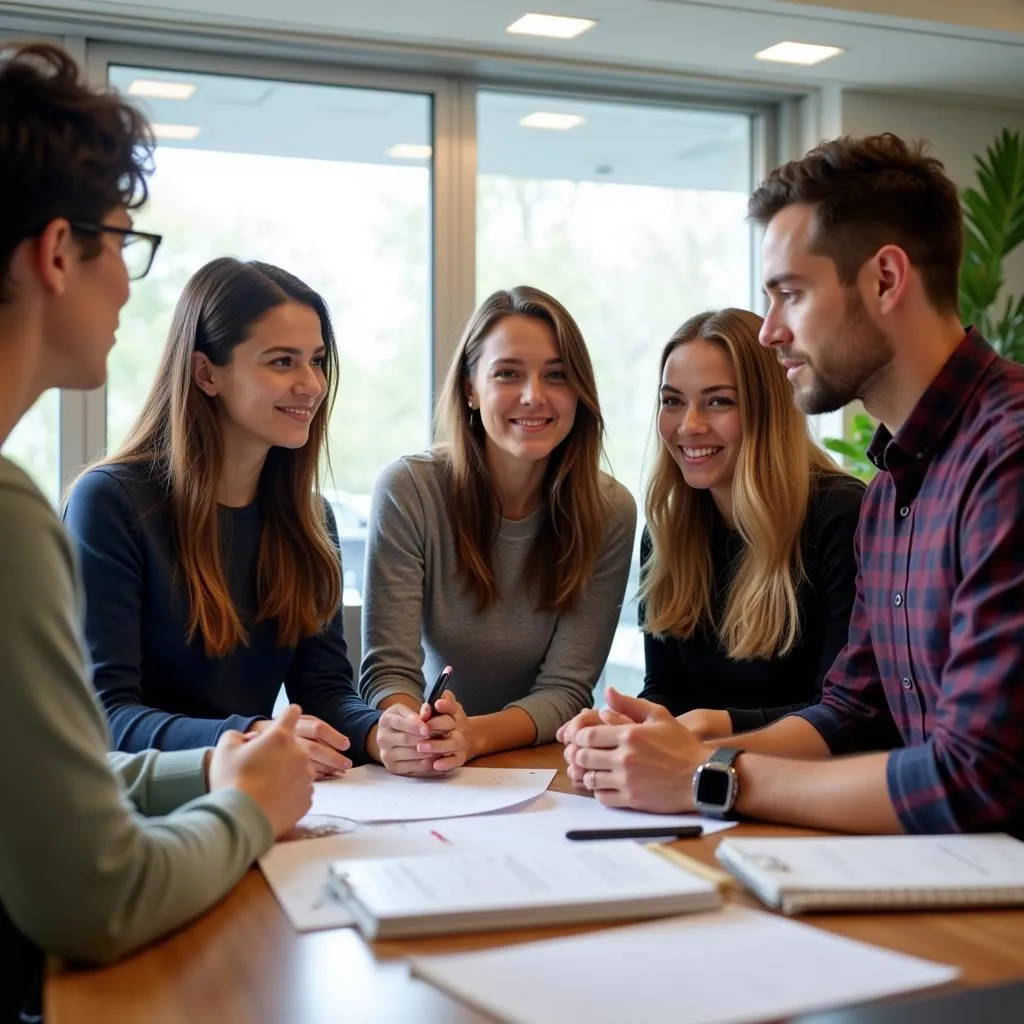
[639,474,865,733]
[63,463,381,763]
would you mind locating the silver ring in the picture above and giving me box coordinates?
[586,770,598,790]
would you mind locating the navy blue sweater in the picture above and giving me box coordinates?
[63,463,380,763]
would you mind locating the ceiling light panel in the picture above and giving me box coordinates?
[129,79,197,100]
[518,112,587,130]
[152,123,201,141]
[755,41,845,65]
[506,13,597,39]
[386,143,433,159]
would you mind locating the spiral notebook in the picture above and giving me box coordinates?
[716,833,1024,914]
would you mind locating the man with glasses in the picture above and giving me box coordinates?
[0,42,315,1022]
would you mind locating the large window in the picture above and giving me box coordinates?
[3,390,60,507]
[105,66,433,602]
[477,91,755,696]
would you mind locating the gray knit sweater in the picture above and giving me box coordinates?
[358,452,637,742]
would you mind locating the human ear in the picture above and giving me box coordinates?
[32,218,77,297]
[191,351,220,397]
[871,244,912,314]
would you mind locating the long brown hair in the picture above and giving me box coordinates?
[640,308,852,659]
[84,257,341,656]
[435,286,608,615]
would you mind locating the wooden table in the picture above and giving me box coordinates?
[47,746,1024,1023]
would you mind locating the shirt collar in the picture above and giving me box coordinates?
[867,327,996,472]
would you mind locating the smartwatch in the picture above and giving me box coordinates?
[691,747,743,819]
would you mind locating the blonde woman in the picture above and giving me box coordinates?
[361,286,636,774]
[560,308,862,754]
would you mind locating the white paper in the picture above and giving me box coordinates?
[309,764,556,822]
[718,833,1024,891]
[261,791,736,932]
[337,841,717,918]
[410,904,959,1024]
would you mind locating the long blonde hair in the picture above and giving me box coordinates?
[640,308,850,659]
[80,257,341,657]
[435,286,607,615]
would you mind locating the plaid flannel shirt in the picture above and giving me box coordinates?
[797,329,1024,837]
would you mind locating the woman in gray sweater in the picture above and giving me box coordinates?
[361,286,636,774]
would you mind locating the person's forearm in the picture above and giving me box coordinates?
[107,701,261,751]
[467,707,537,758]
[724,714,831,758]
[736,750,903,833]
[379,693,421,712]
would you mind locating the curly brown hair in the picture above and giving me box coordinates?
[748,133,963,314]
[0,41,154,301]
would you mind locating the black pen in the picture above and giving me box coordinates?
[566,825,704,841]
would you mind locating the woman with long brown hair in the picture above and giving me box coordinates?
[362,286,636,775]
[561,307,863,756]
[64,257,380,775]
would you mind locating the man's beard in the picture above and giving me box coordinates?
[794,291,893,415]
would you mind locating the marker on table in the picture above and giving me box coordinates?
[565,825,704,841]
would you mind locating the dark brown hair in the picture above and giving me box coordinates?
[748,133,963,313]
[81,258,341,657]
[0,42,154,301]
[435,286,609,615]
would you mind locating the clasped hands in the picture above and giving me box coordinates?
[373,693,472,776]
[557,687,715,814]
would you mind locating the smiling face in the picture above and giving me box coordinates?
[658,338,743,509]
[759,202,893,414]
[192,300,328,458]
[466,314,579,471]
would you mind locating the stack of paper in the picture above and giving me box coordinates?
[260,789,736,932]
[331,841,722,939]
[409,904,959,1024]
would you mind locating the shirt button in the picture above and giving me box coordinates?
[894,593,903,607]
[899,505,910,517]
[901,677,912,691]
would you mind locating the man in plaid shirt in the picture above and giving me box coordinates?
[562,133,1024,838]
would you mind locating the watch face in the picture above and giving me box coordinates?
[697,765,732,806]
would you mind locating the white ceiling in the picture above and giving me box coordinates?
[8,0,1024,101]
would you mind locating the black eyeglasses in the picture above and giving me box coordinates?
[69,220,163,281]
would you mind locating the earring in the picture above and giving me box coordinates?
[467,400,476,428]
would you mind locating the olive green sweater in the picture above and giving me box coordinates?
[0,456,273,1022]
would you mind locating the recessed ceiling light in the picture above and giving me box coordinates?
[386,143,433,160]
[129,79,196,100]
[519,112,586,130]
[755,41,845,65]
[152,123,201,141]
[506,13,597,39]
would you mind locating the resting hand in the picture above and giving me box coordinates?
[676,708,733,740]
[210,704,314,837]
[250,714,352,780]
[413,692,471,773]
[568,687,714,813]
[373,693,470,776]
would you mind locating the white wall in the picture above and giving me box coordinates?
[840,90,1024,298]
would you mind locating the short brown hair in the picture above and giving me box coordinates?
[748,133,963,313]
[0,42,154,301]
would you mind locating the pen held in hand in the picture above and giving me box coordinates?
[565,825,704,841]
